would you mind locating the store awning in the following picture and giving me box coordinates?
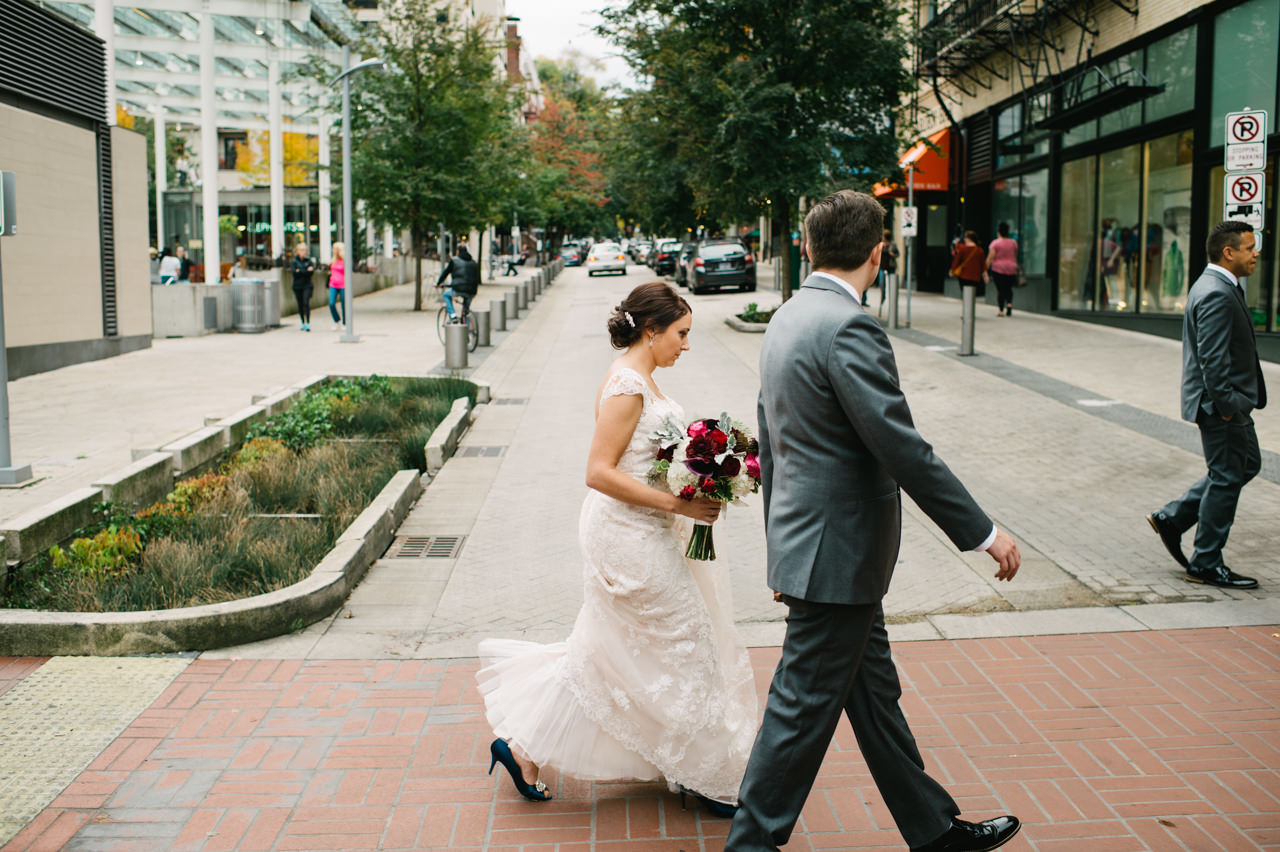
[873,128,951,198]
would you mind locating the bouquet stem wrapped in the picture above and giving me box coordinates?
[649,413,761,561]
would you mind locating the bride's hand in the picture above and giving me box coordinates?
[675,496,721,523]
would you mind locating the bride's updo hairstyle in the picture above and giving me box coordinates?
[607,282,691,350]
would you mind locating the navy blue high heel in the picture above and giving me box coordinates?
[679,786,738,818]
[488,738,551,801]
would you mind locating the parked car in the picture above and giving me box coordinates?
[587,242,627,276]
[559,244,582,266]
[674,242,697,287]
[652,240,682,276]
[687,239,755,294]
[630,241,652,263]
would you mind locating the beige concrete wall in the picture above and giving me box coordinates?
[111,126,153,339]
[912,0,1213,135]
[0,104,103,347]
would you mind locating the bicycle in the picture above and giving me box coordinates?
[436,302,479,352]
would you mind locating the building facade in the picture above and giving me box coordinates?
[892,0,1278,358]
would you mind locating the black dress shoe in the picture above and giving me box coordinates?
[1147,512,1190,569]
[912,816,1021,852]
[1185,566,1259,589]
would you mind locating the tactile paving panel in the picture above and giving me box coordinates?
[0,655,189,845]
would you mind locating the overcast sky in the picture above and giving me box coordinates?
[505,0,639,91]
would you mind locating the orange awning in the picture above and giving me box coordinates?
[873,128,951,198]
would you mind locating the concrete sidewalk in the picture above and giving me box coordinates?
[2,268,1278,850]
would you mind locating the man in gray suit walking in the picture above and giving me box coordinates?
[725,190,1022,852]
[1147,220,1266,589]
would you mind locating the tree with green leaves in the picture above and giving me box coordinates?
[602,0,913,298]
[346,0,522,310]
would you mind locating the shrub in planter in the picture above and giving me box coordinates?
[738,302,778,323]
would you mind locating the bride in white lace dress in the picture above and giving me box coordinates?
[477,281,758,814]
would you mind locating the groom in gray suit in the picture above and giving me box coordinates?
[726,190,1022,852]
[1147,220,1266,588]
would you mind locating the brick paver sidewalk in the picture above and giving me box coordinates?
[5,624,1279,851]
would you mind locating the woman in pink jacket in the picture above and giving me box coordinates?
[984,223,1019,317]
[327,242,346,328]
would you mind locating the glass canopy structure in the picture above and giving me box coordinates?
[37,0,361,273]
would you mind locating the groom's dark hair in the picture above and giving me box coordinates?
[805,190,885,271]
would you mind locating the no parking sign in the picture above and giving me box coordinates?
[898,206,918,237]
[1224,172,1265,230]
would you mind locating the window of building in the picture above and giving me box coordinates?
[1096,143,1142,312]
[1098,50,1143,138]
[1144,27,1197,123]
[1141,131,1194,314]
[1058,156,1097,310]
[991,168,1047,276]
[1210,0,1280,147]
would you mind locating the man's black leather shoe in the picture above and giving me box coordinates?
[1186,566,1259,589]
[1147,512,1189,569]
[911,815,1020,852]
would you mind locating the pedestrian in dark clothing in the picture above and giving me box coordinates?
[1147,220,1266,589]
[505,249,529,276]
[437,246,480,320]
[291,242,317,331]
[176,245,192,282]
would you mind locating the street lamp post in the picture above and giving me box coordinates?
[330,49,384,344]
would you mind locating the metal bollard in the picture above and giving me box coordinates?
[490,297,506,331]
[886,272,899,329]
[520,281,530,309]
[474,308,491,347]
[533,271,542,296]
[445,322,469,369]
[505,289,519,319]
[959,284,977,356]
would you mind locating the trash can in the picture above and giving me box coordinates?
[263,277,282,327]
[231,279,266,333]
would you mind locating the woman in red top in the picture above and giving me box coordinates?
[950,230,985,291]
[984,222,1019,317]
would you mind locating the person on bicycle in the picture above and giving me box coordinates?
[436,244,480,321]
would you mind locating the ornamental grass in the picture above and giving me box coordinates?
[2,376,475,612]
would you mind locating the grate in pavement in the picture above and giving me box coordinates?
[386,535,465,559]
[455,445,507,458]
[491,397,529,405]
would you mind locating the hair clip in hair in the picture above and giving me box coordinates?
[624,311,635,327]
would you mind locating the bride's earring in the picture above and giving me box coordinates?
[649,336,655,348]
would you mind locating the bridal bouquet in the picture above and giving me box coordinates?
[649,414,762,560]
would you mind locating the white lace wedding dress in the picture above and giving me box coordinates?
[477,367,758,802]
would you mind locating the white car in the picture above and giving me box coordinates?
[587,243,627,277]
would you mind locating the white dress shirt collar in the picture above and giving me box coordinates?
[1206,263,1240,288]
[809,270,862,303]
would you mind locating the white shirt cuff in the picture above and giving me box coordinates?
[973,525,998,552]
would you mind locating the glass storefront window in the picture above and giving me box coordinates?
[1099,51,1143,138]
[1058,156,1096,310]
[1097,144,1142,312]
[1141,131,1195,314]
[991,169,1048,277]
[1144,27,1197,123]
[1210,0,1280,147]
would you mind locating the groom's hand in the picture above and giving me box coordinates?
[986,529,1021,581]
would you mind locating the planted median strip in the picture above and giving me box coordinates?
[0,375,479,655]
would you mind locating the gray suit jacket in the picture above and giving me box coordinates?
[1180,266,1267,422]
[757,275,992,605]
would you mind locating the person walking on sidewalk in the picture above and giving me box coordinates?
[726,190,1022,852]
[290,241,317,331]
[1147,220,1266,589]
[436,245,479,321]
[985,222,1019,317]
[476,282,758,816]
[326,242,346,328]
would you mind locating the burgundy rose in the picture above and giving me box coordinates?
[709,429,728,453]
[745,453,761,480]
[657,444,675,462]
[678,484,697,500]
[686,434,715,459]
[701,477,717,493]
[720,456,741,477]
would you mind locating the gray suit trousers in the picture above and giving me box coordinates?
[725,599,958,851]
[1161,410,1261,571]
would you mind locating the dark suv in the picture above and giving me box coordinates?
[688,239,755,294]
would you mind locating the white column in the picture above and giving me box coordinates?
[360,201,374,259]
[199,5,219,279]
[318,108,332,262]
[94,0,116,125]
[269,58,284,259]
[154,108,166,249]
[382,224,393,258]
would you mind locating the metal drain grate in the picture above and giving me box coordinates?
[455,445,506,458]
[386,535,465,559]
[491,397,529,405]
